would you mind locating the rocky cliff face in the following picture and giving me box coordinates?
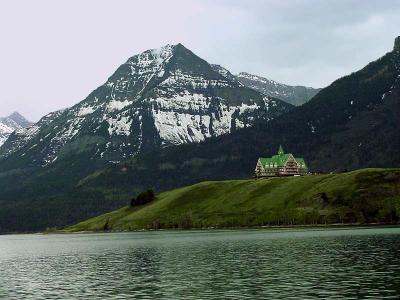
[0,44,292,168]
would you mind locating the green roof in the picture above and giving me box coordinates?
[259,154,290,167]
[258,145,307,169]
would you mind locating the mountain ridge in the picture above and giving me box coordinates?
[236,72,321,106]
[210,64,322,106]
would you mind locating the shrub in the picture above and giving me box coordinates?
[129,197,136,207]
[130,189,155,207]
[103,218,110,231]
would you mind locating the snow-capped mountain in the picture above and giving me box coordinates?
[236,72,321,106]
[0,44,292,168]
[0,112,32,146]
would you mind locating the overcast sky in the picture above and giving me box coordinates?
[1,0,399,121]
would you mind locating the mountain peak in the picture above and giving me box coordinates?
[8,111,23,119]
[7,112,32,126]
[174,42,186,48]
[128,43,188,60]
[123,43,194,74]
[394,36,400,51]
[127,44,175,63]
[0,112,32,146]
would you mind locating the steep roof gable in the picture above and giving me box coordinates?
[278,145,284,155]
[295,157,307,168]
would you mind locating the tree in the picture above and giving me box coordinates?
[103,218,110,231]
[130,189,156,207]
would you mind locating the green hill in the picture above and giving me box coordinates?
[65,168,400,232]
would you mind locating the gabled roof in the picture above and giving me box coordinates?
[258,145,307,169]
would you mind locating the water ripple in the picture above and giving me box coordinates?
[0,228,399,299]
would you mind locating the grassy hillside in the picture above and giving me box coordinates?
[65,168,400,232]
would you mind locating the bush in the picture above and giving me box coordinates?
[129,197,136,207]
[130,189,155,207]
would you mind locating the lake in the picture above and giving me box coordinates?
[0,227,399,299]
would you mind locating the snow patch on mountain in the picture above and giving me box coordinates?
[151,96,277,146]
[160,69,232,89]
[135,44,174,69]
[0,124,13,146]
[107,100,131,112]
[107,115,133,136]
[77,106,96,116]
[151,92,208,112]
[153,111,211,145]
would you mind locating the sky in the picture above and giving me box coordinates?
[0,0,399,121]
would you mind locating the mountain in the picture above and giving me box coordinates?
[0,43,292,232]
[0,112,32,146]
[0,43,292,170]
[78,36,400,205]
[236,72,321,106]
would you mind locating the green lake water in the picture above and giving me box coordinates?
[0,227,399,299]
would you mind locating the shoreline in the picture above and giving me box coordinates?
[1,223,399,236]
[53,222,400,235]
